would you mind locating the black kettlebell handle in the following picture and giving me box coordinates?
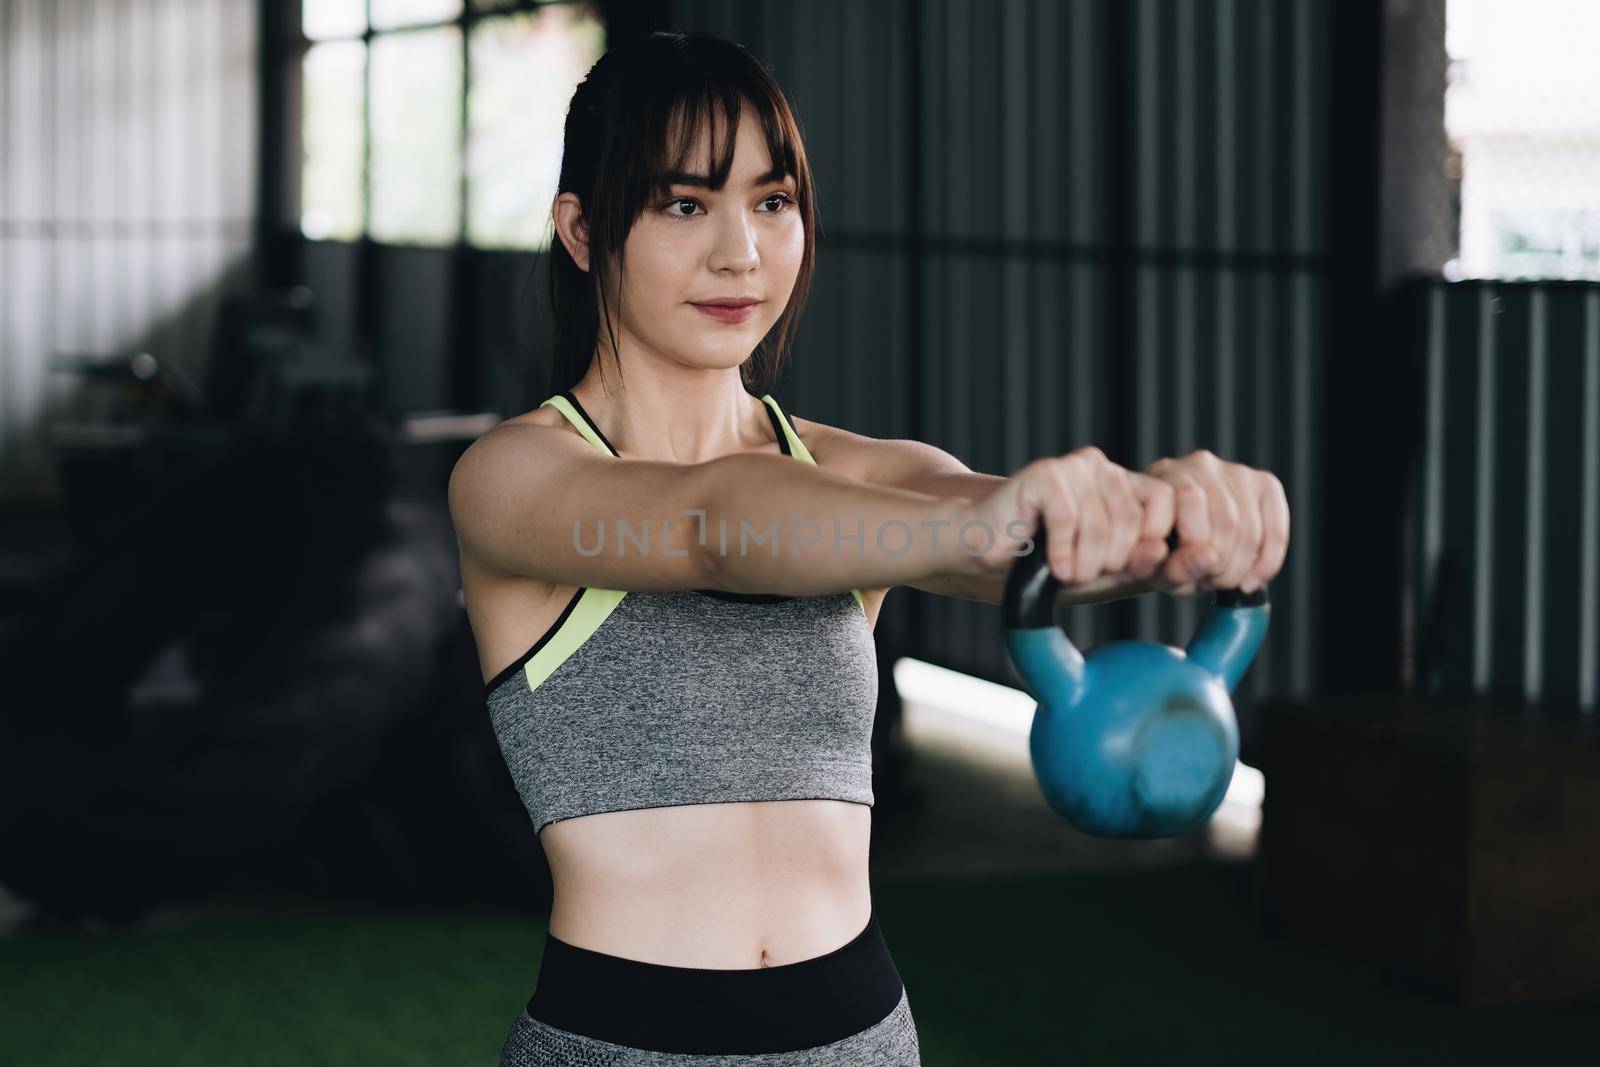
[1003,525,1269,629]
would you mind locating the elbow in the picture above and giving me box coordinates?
[683,455,735,592]
[680,452,785,594]
[690,523,730,590]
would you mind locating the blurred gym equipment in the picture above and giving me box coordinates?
[0,287,547,923]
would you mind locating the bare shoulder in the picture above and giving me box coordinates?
[448,407,594,573]
[451,407,577,489]
[499,405,569,432]
[785,413,973,491]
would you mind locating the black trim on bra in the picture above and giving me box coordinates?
[560,390,622,457]
[562,391,792,462]
[485,585,587,694]
[761,398,794,457]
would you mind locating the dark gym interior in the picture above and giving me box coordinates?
[1,0,1597,1063]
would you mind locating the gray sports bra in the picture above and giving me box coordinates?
[484,390,877,836]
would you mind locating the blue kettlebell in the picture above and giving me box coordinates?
[1002,525,1271,839]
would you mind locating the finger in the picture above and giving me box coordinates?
[1035,459,1081,583]
[1164,470,1218,582]
[1189,466,1238,592]
[1147,549,1202,596]
[1135,528,1193,591]
[1167,468,1213,544]
[1067,454,1110,585]
[1096,462,1142,575]
[1215,469,1260,590]
[1128,471,1177,546]
[1160,546,1205,592]
[1125,536,1170,581]
[1245,474,1291,592]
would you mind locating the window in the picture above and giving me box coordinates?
[1445,0,1600,280]
[301,39,366,240]
[299,0,605,250]
[370,26,463,244]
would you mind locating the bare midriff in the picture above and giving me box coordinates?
[538,798,873,969]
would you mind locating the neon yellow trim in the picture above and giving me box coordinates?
[760,393,815,463]
[760,394,866,614]
[520,398,626,686]
[540,395,612,457]
[522,586,628,692]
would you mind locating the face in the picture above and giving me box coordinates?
[555,100,805,377]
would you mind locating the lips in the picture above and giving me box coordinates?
[691,301,759,324]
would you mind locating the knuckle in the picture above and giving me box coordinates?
[1027,457,1058,481]
[1218,491,1241,526]
[1244,522,1264,555]
[1033,459,1070,492]
[1079,503,1109,538]
[1038,525,1069,559]
[1048,500,1080,534]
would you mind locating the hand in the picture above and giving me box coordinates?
[969,447,1177,588]
[1143,449,1290,597]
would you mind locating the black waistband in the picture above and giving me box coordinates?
[526,910,904,1055]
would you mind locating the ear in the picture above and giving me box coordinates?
[553,192,591,272]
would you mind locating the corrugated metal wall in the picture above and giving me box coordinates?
[0,0,258,490]
[666,0,1329,706]
[1410,280,1600,711]
[1123,0,1326,710]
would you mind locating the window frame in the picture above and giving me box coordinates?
[288,0,601,250]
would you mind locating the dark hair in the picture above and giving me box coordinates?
[547,31,816,397]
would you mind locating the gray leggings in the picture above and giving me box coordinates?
[498,986,921,1066]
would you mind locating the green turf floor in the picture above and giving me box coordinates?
[1,864,1591,1065]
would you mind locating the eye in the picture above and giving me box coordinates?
[659,192,797,222]
[662,197,704,220]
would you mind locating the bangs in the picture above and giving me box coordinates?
[580,38,816,259]
[642,82,806,202]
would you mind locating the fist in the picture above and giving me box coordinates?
[974,446,1179,588]
[1143,449,1290,596]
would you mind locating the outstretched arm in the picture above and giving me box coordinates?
[800,423,1288,605]
[812,433,1158,606]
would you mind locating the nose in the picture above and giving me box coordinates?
[706,210,759,274]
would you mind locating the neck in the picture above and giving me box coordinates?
[569,363,774,465]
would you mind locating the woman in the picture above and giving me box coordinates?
[450,31,1289,1066]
